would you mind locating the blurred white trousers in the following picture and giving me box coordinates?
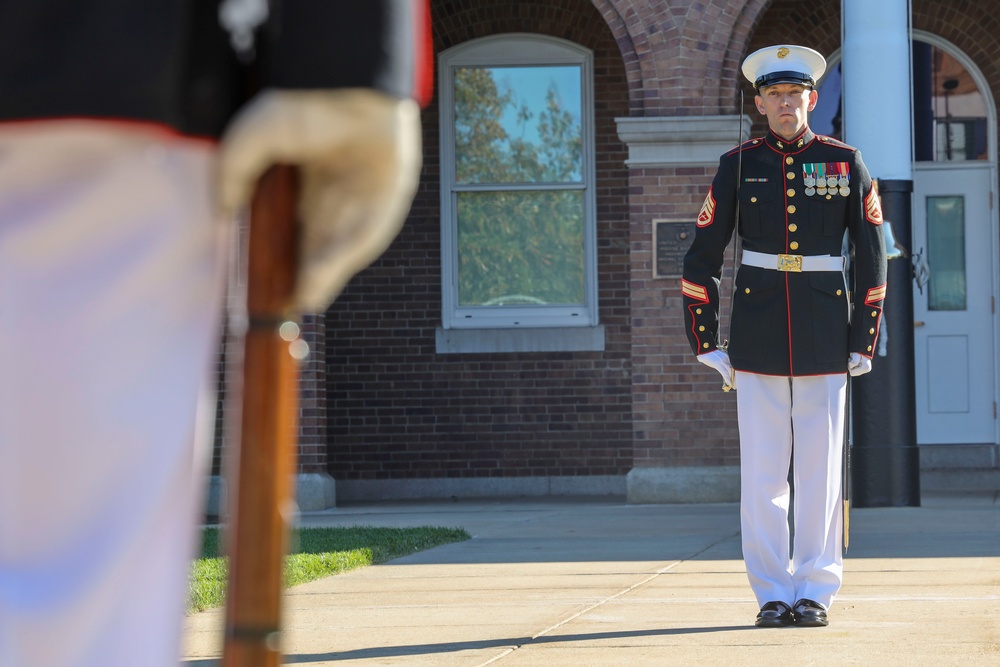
[735,371,846,610]
[0,122,228,667]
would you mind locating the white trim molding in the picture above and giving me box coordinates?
[615,115,752,167]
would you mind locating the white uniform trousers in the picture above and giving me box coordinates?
[0,122,228,667]
[735,371,846,609]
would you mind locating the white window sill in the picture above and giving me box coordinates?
[435,325,605,354]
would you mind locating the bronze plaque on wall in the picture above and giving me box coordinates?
[653,219,696,278]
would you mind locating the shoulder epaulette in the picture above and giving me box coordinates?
[723,137,765,158]
[816,135,857,151]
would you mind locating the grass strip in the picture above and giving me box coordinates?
[188,525,469,613]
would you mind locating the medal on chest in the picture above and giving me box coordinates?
[802,162,850,197]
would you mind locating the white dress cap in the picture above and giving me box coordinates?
[741,45,827,90]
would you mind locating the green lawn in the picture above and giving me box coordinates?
[188,525,470,613]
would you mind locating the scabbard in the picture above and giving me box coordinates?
[843,375,852,552]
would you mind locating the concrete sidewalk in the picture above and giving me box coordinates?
[183,492,999,666]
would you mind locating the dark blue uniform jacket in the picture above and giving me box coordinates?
[0,0,431,138]
[682,128,888,376]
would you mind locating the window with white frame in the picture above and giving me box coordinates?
[438,34,598,332]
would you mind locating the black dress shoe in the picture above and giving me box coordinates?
[755,601,793,627]
[792,598,829,627]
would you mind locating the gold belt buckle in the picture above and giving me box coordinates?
[777,254,803,272]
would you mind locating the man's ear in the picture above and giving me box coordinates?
[754,95,765,114]
[807,89,819,111]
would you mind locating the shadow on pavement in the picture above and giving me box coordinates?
[288,625,750,663]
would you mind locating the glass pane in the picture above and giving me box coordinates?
[913,42,988,162]
[926,196,967,311]
[454,65,583,184]
[814,41,989,161]
[456,190,584,306]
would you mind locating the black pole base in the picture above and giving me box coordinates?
[851,178,920,508]
[851,443,921,507]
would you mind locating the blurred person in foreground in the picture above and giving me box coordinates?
[681,45,887,628]
[0,2,431,665]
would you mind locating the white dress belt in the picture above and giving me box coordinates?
[741,249,846,273]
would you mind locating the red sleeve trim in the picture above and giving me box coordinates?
[413,0,434,107]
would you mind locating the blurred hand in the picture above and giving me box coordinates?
[848,352,872,377]
[698,349,735,389]
[218,89,422,311]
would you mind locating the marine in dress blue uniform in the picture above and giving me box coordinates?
[0,3,432,666]
[681,45,887,628]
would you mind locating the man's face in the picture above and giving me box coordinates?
[754,83,818,140]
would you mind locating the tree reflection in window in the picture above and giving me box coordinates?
[454,66,582,183]
[453,65,585,306]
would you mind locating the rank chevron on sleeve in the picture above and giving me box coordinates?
[681,279,709,303]
[865,284,887,304]
[696,188,716,227]
[865,187,884,224]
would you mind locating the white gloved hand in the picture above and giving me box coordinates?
[698,349,736,389]
[848,352,873,377]
[218,88,423,311]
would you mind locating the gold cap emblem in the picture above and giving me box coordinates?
[777,47,790,59]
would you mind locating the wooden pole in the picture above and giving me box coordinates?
[222,164,300,667]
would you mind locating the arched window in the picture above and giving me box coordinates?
[812,36,989,162]
[438,35,599,340]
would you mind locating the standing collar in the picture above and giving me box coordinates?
[765,128,815,153]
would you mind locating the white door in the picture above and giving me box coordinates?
[912,165,998,444]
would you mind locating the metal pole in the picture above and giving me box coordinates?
[842,0,921,507]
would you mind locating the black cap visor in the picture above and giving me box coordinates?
[755,70,815,91]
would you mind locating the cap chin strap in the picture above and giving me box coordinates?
[754,70,815,90]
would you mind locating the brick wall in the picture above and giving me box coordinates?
[208,0,1000,495]
[321,0,634,483]
[629,162,741,469]
[297,314,327,474]
[613,0,768,471]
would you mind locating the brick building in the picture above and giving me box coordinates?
[213,0,1000,510]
